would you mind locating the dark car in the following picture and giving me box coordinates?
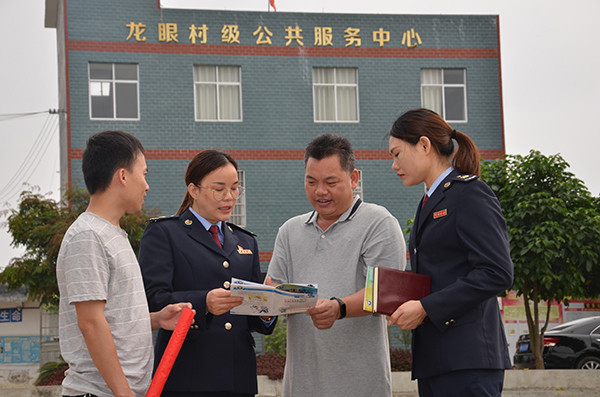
[513,316,600,369]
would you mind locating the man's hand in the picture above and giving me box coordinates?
[264,275,278,287]
[386,300,427,330]
[152,302,194,330]
[206,288,244,316]
[306,298,340,329]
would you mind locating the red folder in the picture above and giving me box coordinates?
[366,267,431,315]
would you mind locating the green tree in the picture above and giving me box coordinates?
[481,150,600,369]
[0,186,157,308]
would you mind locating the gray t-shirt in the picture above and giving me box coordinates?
[267,197,406,397]
[57,212,153,397]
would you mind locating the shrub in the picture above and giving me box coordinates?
[390,348,412,371]
[263,317,286,356]
[35,356,68,386]
[256,353,286,380]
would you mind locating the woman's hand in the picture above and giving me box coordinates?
[152,302,194,330]
[206,288,244,316]
[387,300,427,330]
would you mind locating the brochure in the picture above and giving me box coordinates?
[230,277,318,316]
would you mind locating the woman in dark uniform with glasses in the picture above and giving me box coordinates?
[138,150,276,397]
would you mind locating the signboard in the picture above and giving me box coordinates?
[0,308,22,323]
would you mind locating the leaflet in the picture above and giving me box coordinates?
[229,277,318,316]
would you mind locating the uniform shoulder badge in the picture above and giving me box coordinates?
[455,174,479,182]
[443,174,479,190]
[226,222,257,237]
[147,215,179,223]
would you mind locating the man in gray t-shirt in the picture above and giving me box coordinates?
[56,131,191,397]
[267,134,406,397]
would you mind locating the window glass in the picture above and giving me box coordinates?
[421,68,466,122]
[114,64,138,80]
[89,63,112,79]
[89,63,139,120]
[444,69,464,84]
[194,65,242,121]
[313,68,334,84]
[336,68,357,84]
[219,66,240,82]
[194,66,217,82]
[229,170,247,227]
[115,83,139,119]
[313,67,358,122]
[444,87,465,121]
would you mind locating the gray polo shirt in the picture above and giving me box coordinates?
[268,197,406,397]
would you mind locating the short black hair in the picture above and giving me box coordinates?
[304,133,356,173]
[82,130,145,195]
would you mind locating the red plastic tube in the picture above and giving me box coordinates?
[146,307,195,397]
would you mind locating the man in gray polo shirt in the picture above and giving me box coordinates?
[267,134,406,397]
[57,130,192,397]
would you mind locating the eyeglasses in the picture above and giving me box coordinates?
[196,184,244,201]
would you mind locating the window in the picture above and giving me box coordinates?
[89,63,139,120]
[229,170,247,227]
[313,67,359,122]
[353,169,363,199]
[421,68,467,122]
[194,65,242,121]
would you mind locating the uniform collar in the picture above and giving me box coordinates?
[426,166,454,197]
[188,207,223,233]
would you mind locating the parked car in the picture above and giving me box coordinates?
[513,316,600,369]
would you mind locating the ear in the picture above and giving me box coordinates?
[187,182,200,201]
[350,169,359,190]
[418,136,432,154]
[115,168,127,187]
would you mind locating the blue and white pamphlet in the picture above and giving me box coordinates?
[230,277,318,316]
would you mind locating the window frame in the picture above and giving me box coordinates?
[312,67,360,123]
[193,65,243,122]
[88,62,140,121]
[353,169,364,199]
[229,169,247,227]
[420,68,468,123]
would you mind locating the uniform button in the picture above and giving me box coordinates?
[444,321,450,326]
[224,322,232,330]
[222,261,230,269]
[223,281,231,289]
[320,234,325,239]
[414,248,417,255]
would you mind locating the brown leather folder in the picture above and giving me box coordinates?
[364,266,431,315]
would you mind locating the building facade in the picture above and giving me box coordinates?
[45,0,506,269]
[44,0,506,356]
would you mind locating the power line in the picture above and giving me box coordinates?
[0,109,65,122]
[0,112,60,202]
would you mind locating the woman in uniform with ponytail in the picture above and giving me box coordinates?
[386,109,513,397]
[138,150,275,397]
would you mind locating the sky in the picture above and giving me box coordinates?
[0,0,599,269]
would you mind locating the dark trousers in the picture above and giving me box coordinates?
[418,369,505,397]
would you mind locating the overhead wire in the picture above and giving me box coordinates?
[0,112,60,202]
[0,111,50,122]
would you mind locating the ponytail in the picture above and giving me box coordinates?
[389,108,481,176]
[176,191,193,216]
[452,130,480,176]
